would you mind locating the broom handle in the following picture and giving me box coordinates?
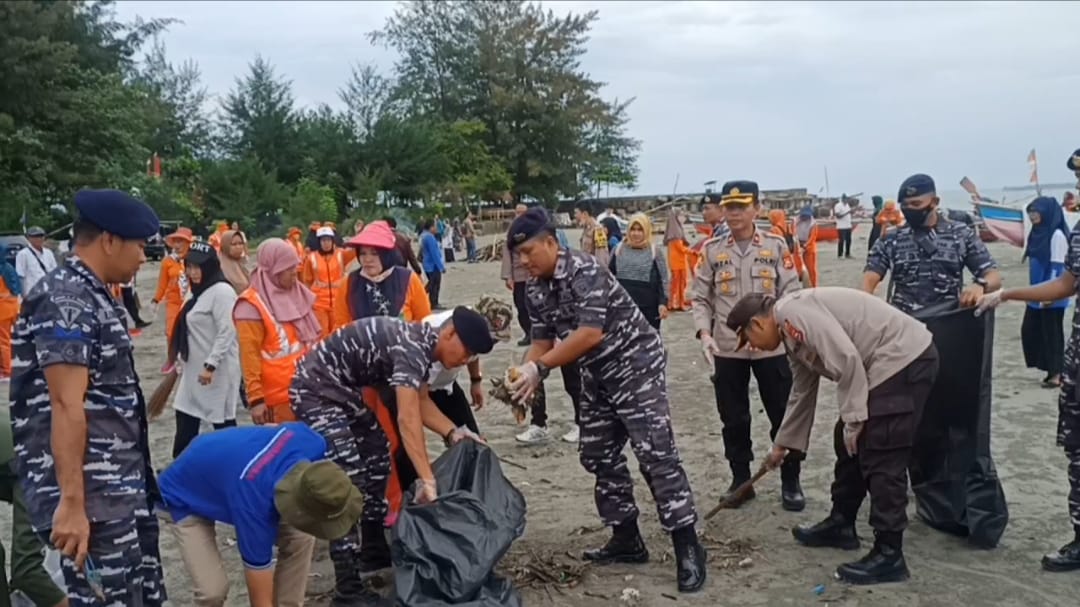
[705,463,770,521]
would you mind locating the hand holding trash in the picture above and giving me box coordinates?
[448,426,486,446]
[974,290,1003,316]
[509,362,542,402]
[414,478,438,505]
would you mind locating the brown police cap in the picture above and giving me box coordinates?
[726,293,775,351]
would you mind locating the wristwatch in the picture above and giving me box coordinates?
[535,360,552,381]
[203,363,216,372]
[470,375,483,383]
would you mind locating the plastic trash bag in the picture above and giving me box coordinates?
[392,440,526,606]
[909,302,1009,548]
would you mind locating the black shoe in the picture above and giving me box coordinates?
[135,320,151,329]
[722,463,755,508]
[792,513,860,550]
[672,527,707,593]
[517,336,531,347]
[583,523,650,564]
[780,461,805,512]
[358,521,392,577]
[835,543,909,584]
[1042,539,1080,572]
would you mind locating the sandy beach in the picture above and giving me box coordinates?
[2,228,1076,607]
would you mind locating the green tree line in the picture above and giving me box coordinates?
[0,0,640,236]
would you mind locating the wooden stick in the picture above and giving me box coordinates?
[705,464,770,520]
[498,455,528,471]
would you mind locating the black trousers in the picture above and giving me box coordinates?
[172,410,236,459]
[831,345,938,547]
[429,382,480,434]
[426,271,442,307]
[121,286,146,326]
[1021,306,1065,376]
[512,281,531,336]
[712,355,801,464]
[867,223,882,253]
[837,228,853,257]
[530,362,583,428]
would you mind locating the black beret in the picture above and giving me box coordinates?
[506,207,554,251]
[720,180,759,206]
[451,306,495,355]
[897,174,936,202]
[725,293,777,351]
[185,241,217,266]
[74,189,159,240]
[700,193,723,206]
[1068,148,1080,171]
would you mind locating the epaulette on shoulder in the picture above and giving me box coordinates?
[700,236,725,248]
[761,231,786,242]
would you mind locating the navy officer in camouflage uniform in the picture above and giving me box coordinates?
[289,311,492,606]
[10,189,166,606]
[863,173,1001,311]
[505,208,707,593]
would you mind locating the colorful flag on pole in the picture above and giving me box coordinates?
[1028,148,1041,192]
[1027,148,1037,164]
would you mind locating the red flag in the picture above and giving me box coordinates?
[1027,148,1037,164]
[1030,167,1039,184]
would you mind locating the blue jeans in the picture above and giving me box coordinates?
[466,238,477,262]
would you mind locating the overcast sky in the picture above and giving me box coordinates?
[115,0,1080,198]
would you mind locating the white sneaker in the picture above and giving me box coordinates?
[561,427,580,443]
[515,425,551,444]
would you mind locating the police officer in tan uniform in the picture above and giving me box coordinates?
[690,180,805,510]
[575,201,610,268]
[726,287,939,585]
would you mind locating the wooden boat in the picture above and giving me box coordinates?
[972,200,1080,249]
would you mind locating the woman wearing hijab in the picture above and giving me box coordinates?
[795,206,820,287]
[218,229,251,294]
[336,221,430,327]
[664,209,694,311]
[169,242,242,457]
[153,227,193,370]
[0,245,20,381]
[867,196,885,251]
[233,239,322,425]
[610,214,669,329]
[301,226,357,337]
[600,216,623,251]
[1022,196,1070,387]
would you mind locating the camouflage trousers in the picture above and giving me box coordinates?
[578,352,698,532]
[1068,448,1080,529]
[39,515,165,607]
[292,390,390,569]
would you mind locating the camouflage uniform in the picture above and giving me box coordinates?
[865,217,997,314]
[10,256,165,607]
[1059,228,1080,528]
[526,248,697,531]
[289,317,437,572]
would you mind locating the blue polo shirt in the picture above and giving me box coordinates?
[159,423,328,570]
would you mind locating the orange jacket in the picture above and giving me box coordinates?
[334,270,430,329]
[0,276,18,323]
[877,204,904,238]
[287,236,305,268]
[153,256,185,304]
[769,210,806,275]
[301,248,356,310]
[235,288,307,421]
[666,239,693,272]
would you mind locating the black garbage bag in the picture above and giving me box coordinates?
[392,441,526,607]
[909,302,1009,548]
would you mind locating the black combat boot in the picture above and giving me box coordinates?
[780,460,805,512]
[792,512,860,550]
[357,520,392,577]
[671,526,707,593]
[835,532,909,584]
[331,562,390,606]
[583,520,650,564]
[1041,526,1080,572]
[723,461,755,508]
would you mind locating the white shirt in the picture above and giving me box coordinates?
[15,245,57,294]
[1051,229,1069,264]
[423,310,479,393]
[833,202,853,230]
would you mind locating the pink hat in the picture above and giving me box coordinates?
[346,220,395,250]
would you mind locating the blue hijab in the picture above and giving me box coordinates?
[0,245,20,296]
[1025,196,1069,265]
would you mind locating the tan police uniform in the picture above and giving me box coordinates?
[580,218,610,268]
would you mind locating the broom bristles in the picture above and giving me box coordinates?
[147,370,178,420]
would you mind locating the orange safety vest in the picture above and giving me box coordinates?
[289,238,304,267]
[0,277,18,323]
[237,288,306,422]
[308,250,347,307]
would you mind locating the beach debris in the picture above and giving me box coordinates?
[489,367,539,425]
[620,587,641,604]
[504,549,591,589]
[738,557,753,568]
[813,584,826,595]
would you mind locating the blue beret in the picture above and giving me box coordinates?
[74,189,160,240]
[897,174,936,202]
[1067,148,1080,171]
[506,208,554,251]
[451,306,495,355]
[720,180,759,205]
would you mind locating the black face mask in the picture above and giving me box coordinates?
[902,206,934,229]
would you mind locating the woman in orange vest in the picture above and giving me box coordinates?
[795,206,820,287]
[301,226,356,337]
[876,199,905,240]
[207,221,229,251]
[286,226,305,266]
[663,209,694,311]
[769,209,806,279]
[152,227,192,369]
[233,238,323,424]
[0,245,21,381]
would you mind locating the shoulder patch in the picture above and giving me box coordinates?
[783,319,804,343]
[762,231,785,241]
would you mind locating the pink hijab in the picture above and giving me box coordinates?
[234,238,322,344]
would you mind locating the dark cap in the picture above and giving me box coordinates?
[897,174,936,202]
[74,189,160,240]
[25,226,46,237]
[185,241,217,266]
[506,208,554,251]
[451,306,495,355]
[720,180,759,206]
[1068,149,1080,171]
[725,293,777,351]
[700,193,723,207]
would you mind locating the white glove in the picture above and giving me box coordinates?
[700,335,722,365]
[843,421,864,456]
[414,478,438,505]
[973,290,1004,317]
[448,426,486,446]
[509,362,542,402]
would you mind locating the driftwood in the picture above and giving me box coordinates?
[476,238,506,262]
[503,549,591,589]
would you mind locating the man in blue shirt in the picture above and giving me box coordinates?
[419,219,446,309]
[158,423,364,607]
